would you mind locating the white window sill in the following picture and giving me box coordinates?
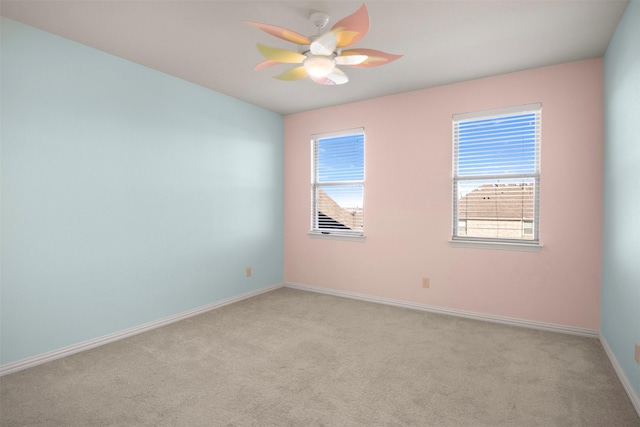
[448,239,543,252]
[308,231,366,242]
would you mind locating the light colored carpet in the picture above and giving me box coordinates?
[1,287,638,426]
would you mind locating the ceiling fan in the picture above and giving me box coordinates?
[243,4,402,85]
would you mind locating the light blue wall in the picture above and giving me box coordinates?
[602,0,640,399]
[0,18,284,365]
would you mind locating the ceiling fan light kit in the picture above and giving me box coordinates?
[303,55,336,78]
[244,3,402,86]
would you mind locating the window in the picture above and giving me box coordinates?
[311,128,364,237]
[452,104,541,244]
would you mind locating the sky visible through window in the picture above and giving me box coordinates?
[456,112,537,197]
[317,133,364,209]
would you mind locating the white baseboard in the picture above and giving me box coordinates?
[0,282,284,377]
[599,334,640,418]
[284,282,599,338]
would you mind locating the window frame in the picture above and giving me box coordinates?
[451,104,541,248]
[309,128,365,240]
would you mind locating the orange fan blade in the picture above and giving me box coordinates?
[254,60,280,70]
[331,4,369,48]
[256,44,306,64]
[310,68,349,85]
[334,31,361,48]
[339,49,402,68]
[274,66,309,81]
[243,21,311,45]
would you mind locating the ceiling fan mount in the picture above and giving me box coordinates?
[309,11,330,30]
[244,4,402,86]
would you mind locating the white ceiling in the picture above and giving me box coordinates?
[0,0,629,115]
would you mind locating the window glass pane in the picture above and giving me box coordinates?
[458,220,467,235]
[456,178,536,240]
[317,185,363,232]
[317,134,364,182]
[453,105,540,244]
[457,113,537,176]
[312,130,365,236]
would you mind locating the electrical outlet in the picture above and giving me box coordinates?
[422,277,430,288]
[635,342,640,365]
[246,267,252,277]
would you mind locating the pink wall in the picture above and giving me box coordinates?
[284,58,604,330]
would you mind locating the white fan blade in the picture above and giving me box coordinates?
[310,31,338,56]
[335,54,368,66]
[310,67,349,85]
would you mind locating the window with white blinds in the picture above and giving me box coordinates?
[311,128,364,237]
[453,104,541,244]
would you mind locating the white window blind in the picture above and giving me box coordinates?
[311,128,364,236]
[453,104,541,244]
